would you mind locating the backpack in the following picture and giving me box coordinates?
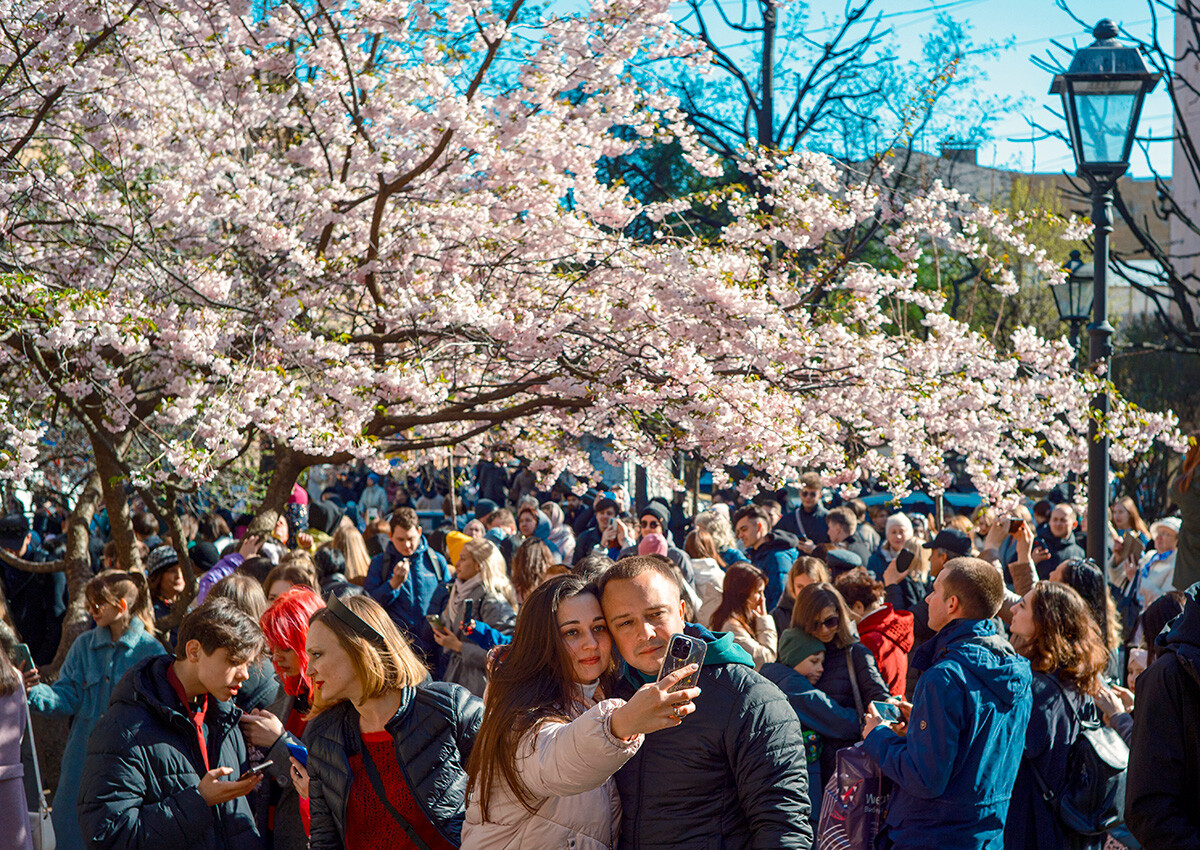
[1031,676,1129,836]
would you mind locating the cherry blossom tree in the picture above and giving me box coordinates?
[0,0,1185,627]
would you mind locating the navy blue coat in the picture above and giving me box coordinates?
[77,655,263,850]
[363,537,448,660]
[1125,582,1200,848]
[863,618,1032,850]
[1004,671,1103,850]
[748,533,797,610]
[813,641,889,781]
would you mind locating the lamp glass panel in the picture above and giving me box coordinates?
[1070,80,1139,164]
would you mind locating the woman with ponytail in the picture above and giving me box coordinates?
[1169,435,1200,592]
[23,566,166,850]
[239,585,325,848]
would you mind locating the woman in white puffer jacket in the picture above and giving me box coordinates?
[462,574,702,850]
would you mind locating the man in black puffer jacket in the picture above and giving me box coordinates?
[1126,581,1200,847]
[599,556,812,849]
[78,600,266,850]
[303,680,483,848]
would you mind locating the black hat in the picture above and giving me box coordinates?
[825,549,863,573]
[309,499,346,536]
[146,544,180,579]
[639,503,669,528]
[474,499,498,520]
[924,528,971,557]
[190,540,220,574]
[0,514,30,551]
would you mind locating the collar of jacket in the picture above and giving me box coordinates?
[129,655,242,741]
[92,615,150,650]
[911,617,994,671]
[1158,582,1200,689]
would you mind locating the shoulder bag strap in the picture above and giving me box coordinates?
[1026,674,1081,803]
[358,738,432,850]
[25,700,49,813]
[846,647,865,719]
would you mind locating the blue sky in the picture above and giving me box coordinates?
[798,0,1174,177]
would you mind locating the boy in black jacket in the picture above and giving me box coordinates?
[79,598,267,850]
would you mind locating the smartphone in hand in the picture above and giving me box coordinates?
[895,549,915,574]
[870,700,903,724]
[238,760,273,781]
[285,742,308,768]
[657,634,706,692]
[12,643,35,671]
[461,599,475,631]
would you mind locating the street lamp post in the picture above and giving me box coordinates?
[1050,249,1094,368]
[1050,19,1160,566]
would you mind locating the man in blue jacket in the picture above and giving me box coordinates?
[364,506,448,662]
[862,557,1032,850]
[733,504,798,609]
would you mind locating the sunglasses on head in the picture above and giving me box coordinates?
[815,615,839,631]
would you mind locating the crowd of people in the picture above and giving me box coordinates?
[0,438,1198,850]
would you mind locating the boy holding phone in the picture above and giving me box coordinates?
[78,599,267,850]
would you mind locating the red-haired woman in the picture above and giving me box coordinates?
[238,585,325,847]
[709,563,777,670]
[1005,581,1110,850]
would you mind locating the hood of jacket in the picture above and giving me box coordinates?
[753,532,796,557]
[1158,582,1200,685]
[914,618,1028,710]
[113,654,242,738]
[859,604,914,653]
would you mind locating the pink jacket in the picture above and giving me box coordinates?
[461,696,643,850]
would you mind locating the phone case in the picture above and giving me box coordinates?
[285,741,308,768]
[461,599,475,627]
[657,633,707,692]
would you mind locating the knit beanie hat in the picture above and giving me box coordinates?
[446,531,471,567]
[777,628,826,668]
[638,533,670,557]
[146,544,180,579]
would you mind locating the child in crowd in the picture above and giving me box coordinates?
[24,570,165,850]
[78,598,267,850]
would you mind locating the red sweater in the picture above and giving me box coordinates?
[858,604,915,697]
[346,731,455,850]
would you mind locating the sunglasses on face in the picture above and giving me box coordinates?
[640,519,660,529]
[801,490,819,497]
[814,616,839,631]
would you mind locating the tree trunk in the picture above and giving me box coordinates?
[93,432,140,572]
[47,470,104,676]
[247,441,308,538]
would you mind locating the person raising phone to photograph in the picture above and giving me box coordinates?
[462,574,700,849]
[597,556,812,849]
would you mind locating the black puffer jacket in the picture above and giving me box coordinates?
[609,625,812,848]
[78,654,263,850]
[303,680,484,849]
[1126,582,1200,848]
[814,641,890,781]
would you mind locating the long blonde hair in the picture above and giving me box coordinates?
[331,525,371,584]
[461,538,518,609]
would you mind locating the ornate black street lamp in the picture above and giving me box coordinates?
[1050,249,1094,366]
[1049,19,1160,566]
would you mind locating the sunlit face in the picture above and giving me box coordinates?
[1111,502,1131,530]
[800,488,819,508]
[1049,507,1075,540]
[188,642,252,703]
[162,565,186,597]
[595,507,616,533]
[463,519,486,540]
[306,620,360,705]
[1009,588,1037,642]
[87,596,126,630]
[828,521,849,544]
[735,517,764,550]
[794,651,824,685]
[267,579,295,604]
[274,514,289,545]
[601,571,686,676]
[456,551,480,582]
[518,512,538,538]
[748,582,765,613]
[887,523,909,551]
[390,524,422,557]
[926,571,952,633]
[1154,527,1178,554]
[557,593,612,684]
[810,605,839,644]
[638,515,664,539]
[271,645,302,678]
[790,572,816,600]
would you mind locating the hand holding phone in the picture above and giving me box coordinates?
[461,599,475,631]
[895,548,915,574]
[657,633,707,693]
[425,613,446,631]
[870,700,903,724]
[238,760,274,781]
[285,742,308,768]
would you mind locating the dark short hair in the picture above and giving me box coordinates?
[390,506,420,531]
[595,555,682,602]
[315,546,347,581]
[131,511,159,538]
[572,553,614,582]
[827,506,857,533]
[177,598,264,663]
[939,557,1004,620]
[835,567,884,609]
[732,505,770,528]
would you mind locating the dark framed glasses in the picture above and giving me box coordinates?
[815,616,839,631]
